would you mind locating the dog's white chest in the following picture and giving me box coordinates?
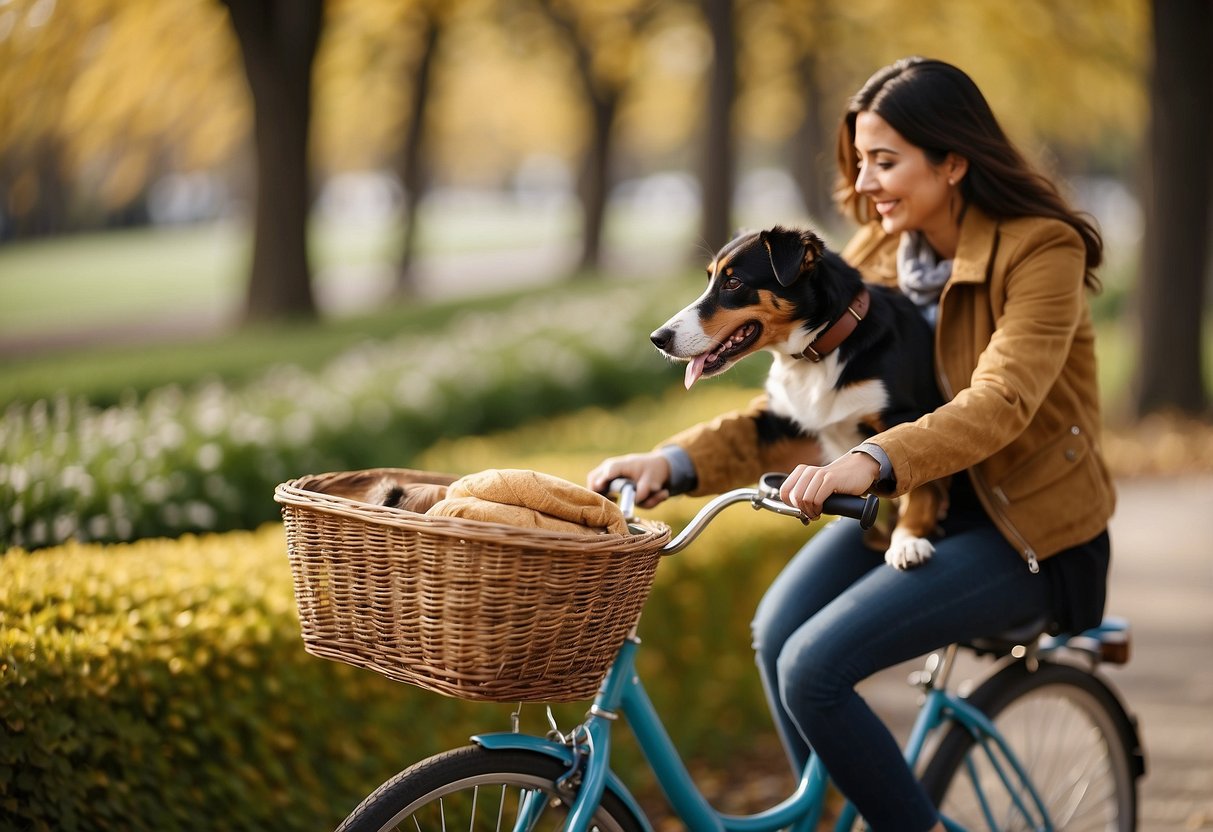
[767,355,889,460]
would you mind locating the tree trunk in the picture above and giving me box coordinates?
[532,0,621,277]
[2,140,71,239]
[790,51,834,229]
[700,0,736,251]
[396,10,442,296]
[222,0,322,323]
[575,93,617,275]
[1133,0,1212,417]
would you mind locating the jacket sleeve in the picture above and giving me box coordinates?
[873,221,1088,495]
[656,394,823,495]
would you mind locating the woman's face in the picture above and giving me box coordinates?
[853,111,962,252]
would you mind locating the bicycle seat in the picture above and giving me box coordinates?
[963,615,1050,657]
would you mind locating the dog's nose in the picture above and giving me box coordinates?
[650,328,674,351]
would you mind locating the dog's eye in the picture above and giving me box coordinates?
[721,277,742,291]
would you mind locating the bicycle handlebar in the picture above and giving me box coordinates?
[607,473,880,556]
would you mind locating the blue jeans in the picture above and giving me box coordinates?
[751,518,1055,831]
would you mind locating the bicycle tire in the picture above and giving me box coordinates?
[335,745,646,832]
[919,659,1139,831]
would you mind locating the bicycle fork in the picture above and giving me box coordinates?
[513,637,638,832]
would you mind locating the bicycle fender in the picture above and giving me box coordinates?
[472,732,653,832]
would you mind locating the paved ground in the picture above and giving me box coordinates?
[858,473,1213,830]
[1100,474,1213,829]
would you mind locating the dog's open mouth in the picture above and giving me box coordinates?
[684,321,762,389]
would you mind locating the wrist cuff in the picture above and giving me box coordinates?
[852,442,896,495]
[659,445,698,496]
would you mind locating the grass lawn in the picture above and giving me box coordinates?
[0,197,682,340]
[0,214,541,338]
[0,223,245,334]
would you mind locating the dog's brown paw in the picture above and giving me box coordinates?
[885,528,935,570]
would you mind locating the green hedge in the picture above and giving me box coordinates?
[1,508,814,831]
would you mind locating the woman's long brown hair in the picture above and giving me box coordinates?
[835,57,1103,290]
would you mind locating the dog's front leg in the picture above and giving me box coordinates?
[885,479,949,570]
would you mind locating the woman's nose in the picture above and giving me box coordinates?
[855,164,877,194]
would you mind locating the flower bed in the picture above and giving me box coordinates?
[1,284,694,550]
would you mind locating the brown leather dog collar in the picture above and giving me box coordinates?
[792,287,870,362]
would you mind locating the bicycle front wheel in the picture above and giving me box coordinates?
[920,659,1139,831]
[335,745,646,832]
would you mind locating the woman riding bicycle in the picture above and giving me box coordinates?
[588,57,1115,832]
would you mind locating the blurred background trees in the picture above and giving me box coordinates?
[0,0,1208,417]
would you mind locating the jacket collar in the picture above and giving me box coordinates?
[950,205,998,285]
[841,205,999,286]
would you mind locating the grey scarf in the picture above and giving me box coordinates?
[897,231,952,326]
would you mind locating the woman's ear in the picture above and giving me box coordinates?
[946,153,969,186]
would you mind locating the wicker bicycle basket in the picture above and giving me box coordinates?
[274,468,671,702]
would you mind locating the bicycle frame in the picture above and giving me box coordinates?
[476,635,830,832]
[471,484,1127,832]
[475,632,1066,832]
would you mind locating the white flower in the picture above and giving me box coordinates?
[196,443,223,472]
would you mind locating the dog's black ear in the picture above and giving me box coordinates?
[800,229,825,267]
[761,226,822,287]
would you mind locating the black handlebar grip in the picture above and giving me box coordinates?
[760,472,880,530]
[822,493,881,530]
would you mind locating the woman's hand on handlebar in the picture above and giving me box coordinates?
[587,452,672,509]
[779,453,879,521]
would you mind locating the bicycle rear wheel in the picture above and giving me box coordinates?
[920,660,1139,831]
[335,745,645,832]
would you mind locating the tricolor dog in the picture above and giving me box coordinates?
[650,226,946,568]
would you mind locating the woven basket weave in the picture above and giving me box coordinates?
[274,468,670,702]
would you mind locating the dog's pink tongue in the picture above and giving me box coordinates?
[684,354,708,390]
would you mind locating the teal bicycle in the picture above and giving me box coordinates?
[333,475,1144,832]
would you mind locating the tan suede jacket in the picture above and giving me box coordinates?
[660,207,1116,566]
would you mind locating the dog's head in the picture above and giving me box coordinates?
[651,226,829,388]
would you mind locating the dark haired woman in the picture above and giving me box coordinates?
[588,57,1114,830]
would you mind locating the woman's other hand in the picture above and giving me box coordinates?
[587,452,672,509]
[779,453,880,520]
